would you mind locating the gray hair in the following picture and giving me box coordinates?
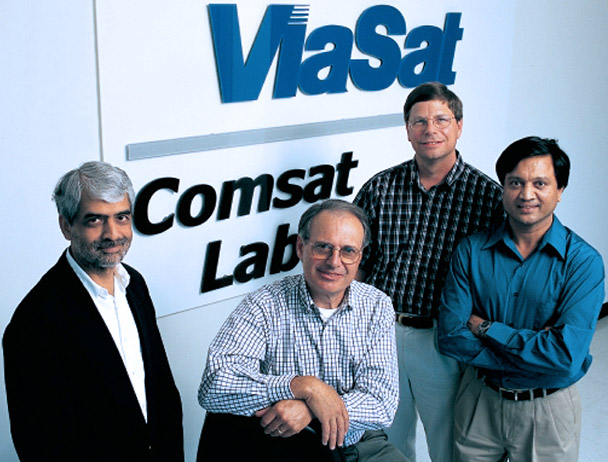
[298,199,370,248]
[52,161,135,224]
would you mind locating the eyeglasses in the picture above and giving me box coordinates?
[307,242,362,264]
[408,116,455,130]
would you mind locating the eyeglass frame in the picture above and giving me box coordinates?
[407,115,456,130]
[305,241,363,264]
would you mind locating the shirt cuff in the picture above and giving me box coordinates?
[267,374,297,403]
[484,321,513,348]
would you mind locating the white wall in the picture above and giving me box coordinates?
[505,0,608,260]
[0,2,100,460]
[1,1,607,461]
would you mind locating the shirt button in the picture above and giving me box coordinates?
[514,292,519,296]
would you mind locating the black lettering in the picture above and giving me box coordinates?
[234,242,269,283]
[218,174,274,220]
[201,240,233,293]
[273,169,306,208]
[335,152,359,196]
[133,177,179,236]
[177,184,217,227]
[270,223,299,274]
[303,164,334,202]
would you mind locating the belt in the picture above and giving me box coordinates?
[476,370,560,401]
[395,313,434,329]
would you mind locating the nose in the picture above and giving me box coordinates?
[423,122,437,134]
[102,219,120,240]
[519,183,535,200]
[326,247,342,266]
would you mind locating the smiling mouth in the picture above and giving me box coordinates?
[96,239,128,251]
[318,269,344,280]
[100,246,122,254]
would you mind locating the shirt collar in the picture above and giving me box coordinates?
[444,151,465,186]
[539,216,567,258]
[66,249,130,297]
[297,274,353,313]
[483,216,567,260]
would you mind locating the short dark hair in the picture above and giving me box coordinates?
[495,136,570,189]
[53,161,135,224]
[298,199,370,248]
[403,82,463,123]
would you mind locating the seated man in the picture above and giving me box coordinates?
[197,199,409,462]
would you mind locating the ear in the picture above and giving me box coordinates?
[557,187,564,203]
[59,215,72,241]
[456,118,463,139]
[296,236,305,261]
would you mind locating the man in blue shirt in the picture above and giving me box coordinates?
[438,136,605,461]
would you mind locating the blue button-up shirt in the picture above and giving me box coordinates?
[438,217,605,390]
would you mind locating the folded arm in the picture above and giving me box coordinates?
[438,240,605,377]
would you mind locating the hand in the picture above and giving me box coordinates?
[255,400,313,438]
[290,376,349,450]
[467,314,485,336]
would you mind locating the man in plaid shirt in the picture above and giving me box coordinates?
[198,200,409,462]
[354,82,503,462]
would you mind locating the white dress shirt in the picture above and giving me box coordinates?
[66,250,147,421]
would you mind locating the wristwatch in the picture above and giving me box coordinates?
[477,320,492,338]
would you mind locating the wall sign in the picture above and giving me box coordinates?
[209,4,463,102]
[94,0,516,315]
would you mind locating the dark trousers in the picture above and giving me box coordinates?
[197,412,345,462]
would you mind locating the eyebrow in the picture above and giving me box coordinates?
[412,113,450,119]
[506,174,551,182]
[82,210,132,219]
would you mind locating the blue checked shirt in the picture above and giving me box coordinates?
[354,154,504,317]
[198,275,399,447]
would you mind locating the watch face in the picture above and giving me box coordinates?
[478,321,491,337]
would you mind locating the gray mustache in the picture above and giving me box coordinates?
[95,238,129,250]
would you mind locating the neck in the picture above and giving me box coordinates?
[509,216,553,259]
[72,256,117,294]
[314,295,343,309]
[308,283,346,309]
[415,153,456,189]
[87,268,116,295]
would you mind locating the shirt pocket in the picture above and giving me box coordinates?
[533,296,561,330]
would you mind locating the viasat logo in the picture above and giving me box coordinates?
[208,4,463,103]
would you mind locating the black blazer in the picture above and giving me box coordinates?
[3,252,184,461]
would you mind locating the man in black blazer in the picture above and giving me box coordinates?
[3,161,183,461]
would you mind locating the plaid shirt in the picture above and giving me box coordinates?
[198,275,399,447]
[354,153,503,318]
